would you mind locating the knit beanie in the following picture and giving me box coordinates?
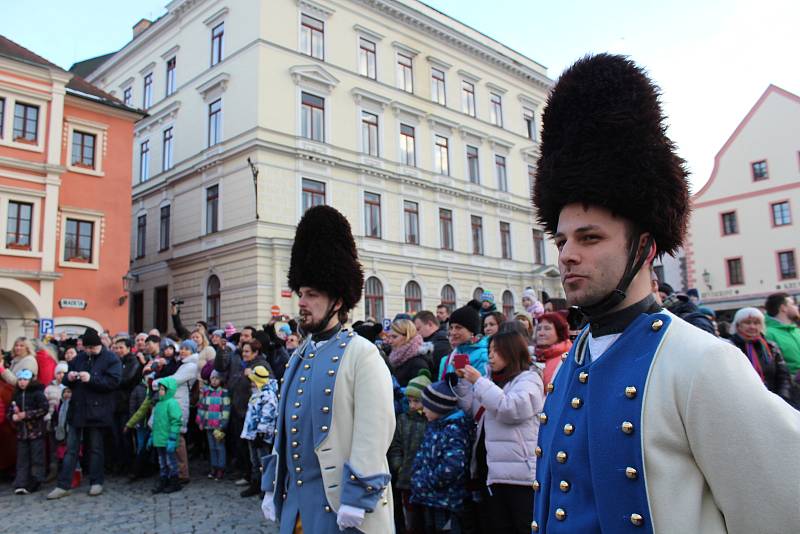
[16,368,34,381]
[211,329,225,339]
[481,291,495,304]
[248,365,270,388]
[449,305,481,335]
[55,362,69,375]
[405,369,432,399]
[210,370,223,383]
[180,339,198,353]
[224,322,237,337]
[522,288,537,301]
[421,379,458,415]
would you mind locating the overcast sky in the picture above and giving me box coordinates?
[3,0,798,192]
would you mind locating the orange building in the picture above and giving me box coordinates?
[0,36,143,348]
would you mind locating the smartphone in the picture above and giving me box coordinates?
[453,354,469,370]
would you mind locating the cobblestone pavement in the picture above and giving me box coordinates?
[0,464,279,534]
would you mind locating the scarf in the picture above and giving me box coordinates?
[744,335,773,383]
[389,335,424,368]
[490,366,517,388]
[536,339,573,388]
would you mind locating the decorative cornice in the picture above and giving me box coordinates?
[485,82,507,95]
[390,101,426,118]
[427,55,452,70]
[488,135,514,151]
[203,7,229,27]
[518,94,541,108]
[289,64,339,93]
[351,87,391,108]
[135,100,181,134]
[426,113,459,132]
[160,45,180,60]
[0,268,62,281]
[353,24,384,41]
[196,72,230,100]
[392,41,420,57]
[139,61,156,75]
[296,0,335,19]
[458,125,487,142]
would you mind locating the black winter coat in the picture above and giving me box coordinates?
[114,352,142,415]
[392,355,430,388]
[424,328,452,364]
[9,382,48,440]
[731,334,793,402]
[62,347,122,428]
[215,348,273,417]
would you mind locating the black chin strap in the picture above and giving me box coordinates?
[298,299,342,337]
[578,234,655,320]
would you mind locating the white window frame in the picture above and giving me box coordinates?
[0,188,43,257]
[465,144,480,184]
[362,190,383,239]
[162,125,175,171]
[58,207,103,270]
[433,134,450,176]
[495,154,508,192]
[65,117,107,177]
[139,139,151,182]
[208,98,223,147]
[203,182,221,235]
[0,90,48,153]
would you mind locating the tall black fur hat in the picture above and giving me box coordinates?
[288,205,364,311]
[533,53,690,256]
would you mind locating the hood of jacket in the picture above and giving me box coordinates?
[765,315,798,333]
[158,376,178,401]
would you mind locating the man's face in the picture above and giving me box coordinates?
[298,286,339,333]
[87,345,103,355]
[112,342,129,358]
[782,297,800,321]
[448,323,472,346]
[239,329,254,345]
[135,335,147,350]
[414,319,437,338]
[436,307,449,323]
[554,203,630,308]
[145,340,159,355]
[286,334,300,350]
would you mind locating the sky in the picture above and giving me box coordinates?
[2,0,798,192]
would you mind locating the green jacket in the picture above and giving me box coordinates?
[151,377,182,446]
[765,315,800,375]
[388,410,428,490]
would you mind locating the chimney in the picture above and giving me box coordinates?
[132,18,152,39]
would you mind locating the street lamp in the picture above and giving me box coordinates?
[120,273,138,305]
[248,157,259,220]
[702,269,711,290]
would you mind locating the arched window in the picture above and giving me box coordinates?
[206,275,221,326]
[364,277,384,321]
[473,286,484,302]
[405,281,422,314]
[502,290,514,318]
[440,284,456,313]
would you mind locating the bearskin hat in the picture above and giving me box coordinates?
[288,205,364,311]
[533,53,690,256]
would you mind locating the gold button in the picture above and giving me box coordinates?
[560,353,567,361]
[328,370,335,376]
[324,388,332,395]
[321,425,329,432]
[332,356,339,362]
[367,485,373,492]
[631,513,644,526]
[578,372,588,383]
[295,466,302,473]
[651,319,664,331]
[284,363,290,369]
[339,342,347,348]
[556,451,567,463]
[324,505,332,512]
[546,382,554,393]
[538,412,548,424]
[304,364,311,370]
[563,423,574,435]
[555,508,566,521]
[383,500,388,506]
[531,520,539,532]
[280,378,285,383]
[308,353,315,359]
[626,467,638,479]
[535,446,542,457]
[296,480,303,486]
[292,441,299,448]
[621,421,634,434]
[282,492,287,499]
[299,376,307,383]
[291,427,298,434]
[277,393,281,400]
[532,480,540,491]
[297,388,304,395]
[322,406,330,414]
[348,332,354,337]
[292,453,300,460]
[350,474,357,481]
[625,386,637,399]
[559,480,570,492]
[571,397,583,409]
[291,414,298,421]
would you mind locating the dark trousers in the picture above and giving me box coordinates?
[247,440,268,485]
[57,425,105,489]
[422,506,461,533]
[482,484,534,534]
[227,413,249,476]
[110,411,133,470]
[14,438,45,489]
[156,447,178,478]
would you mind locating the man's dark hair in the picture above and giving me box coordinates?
[114,337,132,348]
[196,320,209,331]
[765,293,791,317]
[414,310,438,325]
[145,334,161,344]
[436,304,449,312]
[242,326,257,336]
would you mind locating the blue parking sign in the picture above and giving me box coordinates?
[39,318,54,337]
[382,318,392,332]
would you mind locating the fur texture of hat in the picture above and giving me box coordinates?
[288,205,364,312]
[533,53,690,256]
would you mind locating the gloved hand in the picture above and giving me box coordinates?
[336,504,365,530]
[261,491,276,522]
[146,435,153,449]
[166,435,177,453]
[213,429,225,442]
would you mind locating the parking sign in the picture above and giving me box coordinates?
[39,318,54,337]
[382,318,392,332]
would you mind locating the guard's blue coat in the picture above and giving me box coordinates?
[533,312,672,533]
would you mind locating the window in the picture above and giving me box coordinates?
[361,111,379,156]
[434,135,449,175]
[302,178,326,212]
[462,81,476,117]
[206,185,219,234]
[301,92,324,142]
[532,229,545,264]
[211,23,224,66]
[495,155,507,191]
[653,264,665,283]
[502,290,514,318]
[404,281,422,314]
[404,201,419,245]
[466,145,479,184]
[300,14,324,59]
[136,214,146,259]
[123,87,132,106]
[524,107,535,140]
[431,68,446,105]
[473,287,484,301]
[162,127,174,171]
[165,57,176,96]
[206,275,221,326]
[440,285,456,312]
[0,97,4,138]
[439,208,453,251]
[71,131,96,169]
[154,286,169,334]
[500,221,512,259]
[159,205,170,251]
[64,219,93,262]
[490,93,503,127]
[358,38,376,79]
[721,211,738,235]
[751,160,768,181]
[528,165,536,197]
[772,201,791,226]
[208,99,222,146]
[143,73,153,109]
[397,53,414,93]
[131,291,144,334]
[471,215,484,255]
[400,124,415,166]
[364,192,381,238]
[364,277,384,320]
[6,201,32,249]
[139,140,150,182]
[726,258,744,286]
[778,251,797,280]
[13,103,38,142]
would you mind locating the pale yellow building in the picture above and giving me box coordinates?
[77,0,561,331]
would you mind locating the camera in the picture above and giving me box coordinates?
[170,298,184,306]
